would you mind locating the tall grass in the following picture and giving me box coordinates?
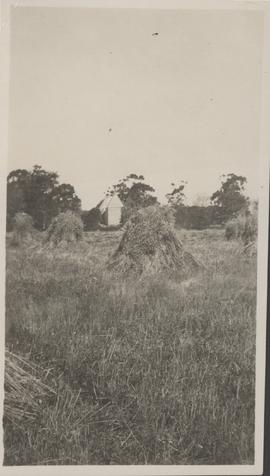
[4,229,256,465]
[225,212,257,245]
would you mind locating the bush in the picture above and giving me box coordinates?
[11,212,34,246]
[46,211,83,245]
[81,208,102,231]
[175,206,223,230]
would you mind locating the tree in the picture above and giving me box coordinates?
[7,169,31,230]
[107,174,158,222]
[26,165,60,230]
[210,173,249,222]
[7,168,31,186]
[50,184,81,216]
[166,181,187,208]
[6,165,81,230]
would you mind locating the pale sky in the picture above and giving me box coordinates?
[8,7,264,209]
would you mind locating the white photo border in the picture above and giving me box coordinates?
[0,1,269,474]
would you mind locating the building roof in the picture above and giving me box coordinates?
[97,194,123,214]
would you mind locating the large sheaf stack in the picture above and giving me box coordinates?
[107,206,203,278]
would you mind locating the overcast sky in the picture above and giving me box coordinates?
[8,7,264,209]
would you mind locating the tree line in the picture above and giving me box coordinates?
[6,165,81,231]
[6,165,251,232]
[83,172,251,230]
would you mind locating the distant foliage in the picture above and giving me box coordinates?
[107,174,158,223]
[175,205,222,230]
[192,193,210,207]
[7,165,81,230]
[47,211,83,245]
[11,212,34,246]
[211,173,249,223]
[166,181,187,208]
[6,183,26,232]
[225,210,257,244]
[81,208,102,231]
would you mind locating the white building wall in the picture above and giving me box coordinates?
[108,207,122,225]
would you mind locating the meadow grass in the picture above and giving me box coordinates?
[4,229,256,465]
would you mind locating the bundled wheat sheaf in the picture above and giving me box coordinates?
[107,205,203,277]
[46,211,83,245]
[4,350,56,426]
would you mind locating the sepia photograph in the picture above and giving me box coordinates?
[0,0,269,474]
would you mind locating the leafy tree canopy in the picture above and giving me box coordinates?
[7,165,81,230]
[108,173,157,209]
[106,173,158,223]
[166,181,187,208]
[210,173,249,222]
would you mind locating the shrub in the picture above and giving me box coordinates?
[81,208,102,231]
[175,205,223,230]
[46,211,83,245]
[11,212,34,246]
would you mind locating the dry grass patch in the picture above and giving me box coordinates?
[4,350,56,427]
[4,227,257,465]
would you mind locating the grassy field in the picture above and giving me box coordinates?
[4,228,257,465]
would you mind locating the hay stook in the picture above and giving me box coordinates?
[46,211,83,246]
[107,206,203,279]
